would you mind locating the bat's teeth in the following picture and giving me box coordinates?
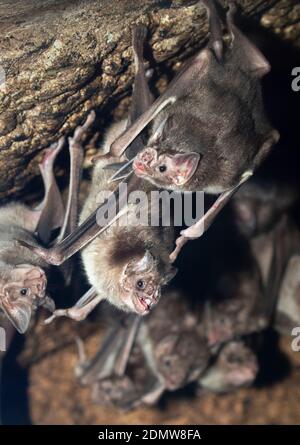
[144,297,152,306]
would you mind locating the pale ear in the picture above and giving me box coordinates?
[171,152,200,186]
[123,250,155,277]
[156,334,176,357]
[1,299,32,334]
[135,250,154,273]
[162,267,178,284]
[149,116,169,144]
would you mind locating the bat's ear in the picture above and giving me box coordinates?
[245,46,270,77]
[1,299,32,334]
[135,250,155,273]
[172,152,201,186]
[149,116,169,144]
[162,267,178,284]
[156,334,177,357]
[124,251,155,276]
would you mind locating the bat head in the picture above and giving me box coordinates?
[133,147,200,190]
[217,341,258,389]
[155,333,208,390]
[205,298,245,347]
[0,264,47,333]
[92,376,137,408]
[120,251,177,315]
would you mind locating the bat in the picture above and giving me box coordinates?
[205,173,300,347]
[44,25,176,322]
[198,340,258,393]
[231,177,300,334]
[107,0,279,261]
[75,314,154,409]
[0,137,66,334]
[74,289,210,408]
[2,110,95,333]
[90,342,157,409]
[204,267,267,347]
[18,25,152,267]
[232,177,299,238]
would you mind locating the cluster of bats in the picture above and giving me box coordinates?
[0,0,299,410]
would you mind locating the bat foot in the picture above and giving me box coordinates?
[44,308,68,324]
[169,235,187,263]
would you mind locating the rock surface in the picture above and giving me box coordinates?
[0,0,299,199]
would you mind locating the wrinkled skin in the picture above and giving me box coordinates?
[92,376,139,408]
[118,251,177,315]
[133,147,200,190]
[199,341,258,393]
[154,331,210,391]
[0,265,49,333]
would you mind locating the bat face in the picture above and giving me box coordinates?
[205,299,245,347]
[233,192,278,237]
[155,333,208,390]
[133,147,200,190]
[119,251,177,315]
[0,265,47,333]
[218,341,258,389]
[92,376,137,408]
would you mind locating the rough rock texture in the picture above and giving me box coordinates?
[0,0,299,199]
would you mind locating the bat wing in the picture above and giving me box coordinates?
[110,49,211,158]
[36,137,65,245]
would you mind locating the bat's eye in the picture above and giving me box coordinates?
[136,279,145,290]
[158,164,167,173]
[20,288,28,296]
[163,357,172,368]
[226,353,238,364]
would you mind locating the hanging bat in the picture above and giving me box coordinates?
[0,138,65,334]
[90,342,157,409]
[204,267,267,347]
[75,314,154,409]
[107,0,279,261]
[44,25,176,322]
[198,340,258,393]
[75,289,210,408]
[272,217,300,334]
[232,177,299,238]
[2,111,95,333]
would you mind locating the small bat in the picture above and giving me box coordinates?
[198,340,258,393]
[108,0,279,261]
[45,25,176,322]
[75,289,210,408]
[0,138,66,334]
[2,111,95,333]
[204,267,267,347]
[272,218,300,334]
[232,177,299,238]
[90,342,157,409]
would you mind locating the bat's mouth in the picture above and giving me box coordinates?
[228,366,257,387]
[134,291,159,315]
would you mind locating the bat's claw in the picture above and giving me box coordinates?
[169,235,187,263]
[44,308,68,324]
